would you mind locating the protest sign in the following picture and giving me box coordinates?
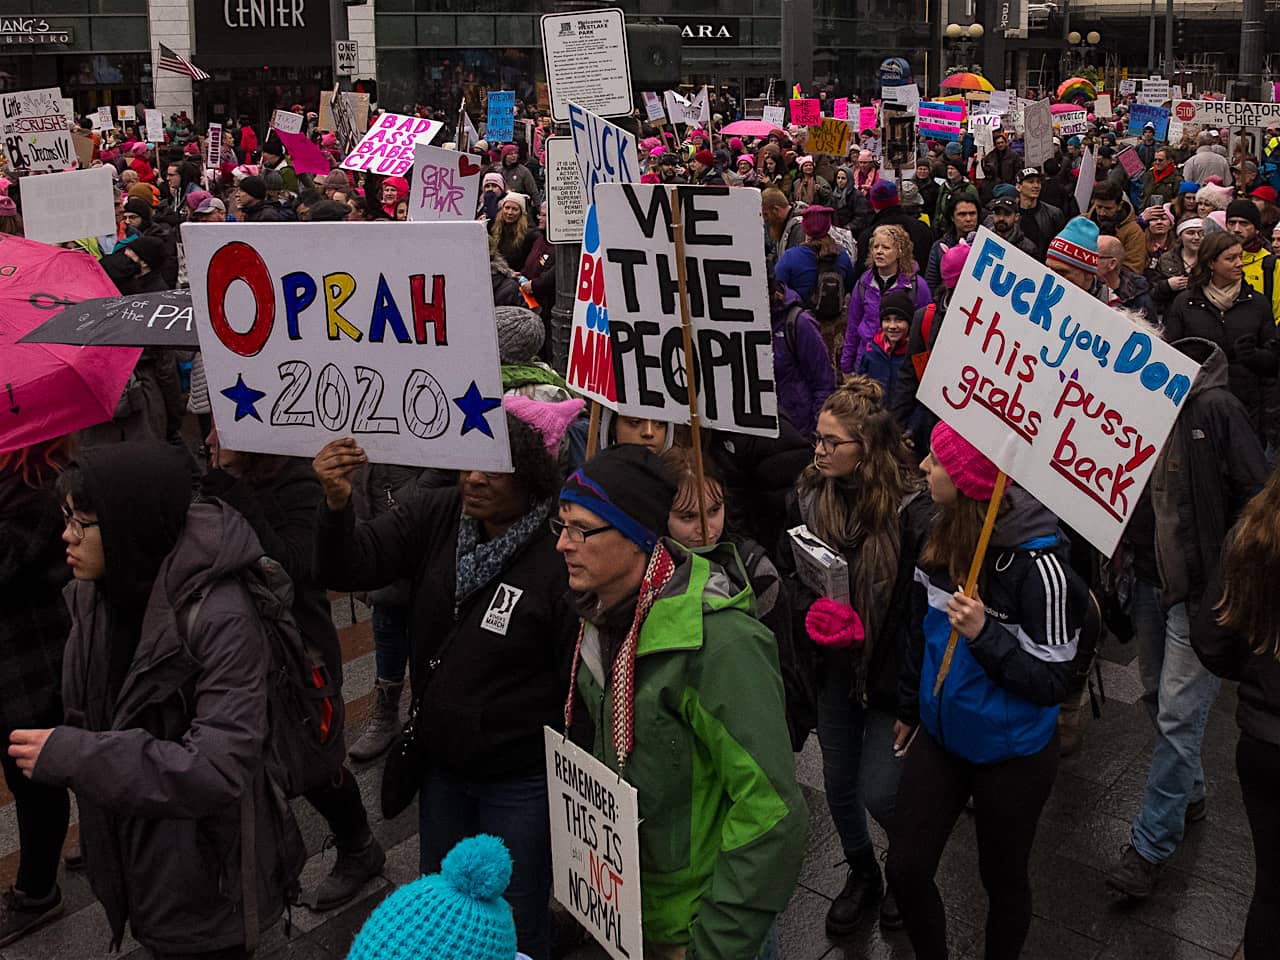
[663,90,693,126]
[544,728,642,960]
[790,98,821,126]
[1094,93,1113,119]
[341,112,444,177]
[1,87,74,171]
[688,87,711,126]
[318,91,369,138]
[833,97,848,120]
[568,102,639,207]
[145,108,164,143]
[408,142,481,222]
[1056,109,1088,135]
[271,109,304,135]
[1022,98,1054,167]
[1074,147,1096,214]
[486,90,515,143]
[918,101,964,142]
[94,105,112,130]
[596,183,778,436]
[546,136,586,243]
[970,113,1001,150]
[641,91,665,123]
[989,89,1011,115]
[206,123,223,168]
[20,167,114,245]
[884,114,917,167]
[1119,79,1136,96]
[72,131,94,168]
[1167,118,1184,146]
[858,105,879,134]
[116,104,135,122]
[1138,78,1169,105]
[1170,84,1182,102]
[1117,147,1146,179]
[1127,102,1169,140]
[761,105,786,126]
[1172,99,1280,128]
[881,84,919,116]
[182,221,511,471]
[808,117,852,156]
[274,129,330,176]
[540,9,631,122]
[916,227,1199,555]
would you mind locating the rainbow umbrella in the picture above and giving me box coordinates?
[1057,77,1097,104]
[941,72,995,93]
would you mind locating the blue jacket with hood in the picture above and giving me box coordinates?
[900,488,1089,763]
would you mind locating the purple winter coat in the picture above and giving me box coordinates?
[772,285,835,434]
[840,269,931,373]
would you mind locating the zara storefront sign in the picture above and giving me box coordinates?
[0,18,73,45]
[669,18,738,45]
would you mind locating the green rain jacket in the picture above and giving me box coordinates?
[576,540,808,960]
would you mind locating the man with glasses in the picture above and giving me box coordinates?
[555,444,806,960]
[1097,235,1156,323]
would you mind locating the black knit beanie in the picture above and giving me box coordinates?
[559,445,676,553]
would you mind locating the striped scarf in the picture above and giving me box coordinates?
[564,542,677,773]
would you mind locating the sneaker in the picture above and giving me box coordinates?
[1185,798,1208,824]
[348,680,403,763]
[0,886,64,948]
[878,888,903,931]
[311,834,386,911]
[1105,844,1162,899]
[825,851,882,937]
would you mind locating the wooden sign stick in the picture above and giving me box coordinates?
[668,185,710,544]
[932,470,1008,696]
[584,401,602,461]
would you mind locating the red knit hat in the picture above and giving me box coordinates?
[930,422,1000,500]
[694,149,715,167]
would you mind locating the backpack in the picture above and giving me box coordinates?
[809,251,845,320]
[781,304,803,360]
[182,556,345,799]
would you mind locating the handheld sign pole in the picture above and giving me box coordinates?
[932,470,1007,696]
[585,401,602,461]
[457,97,469,153]
[668,185,710,543]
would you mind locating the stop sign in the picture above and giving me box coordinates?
[1175,101,1196,122]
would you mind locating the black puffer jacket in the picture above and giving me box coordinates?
[1164,284,1279,437]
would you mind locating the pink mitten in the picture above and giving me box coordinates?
[806,597,866,649]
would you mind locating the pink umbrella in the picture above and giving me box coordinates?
[0,234,141,454]
[719,120,785,138]
[1050,103,1086,115]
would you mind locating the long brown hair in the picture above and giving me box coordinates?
[1215,468,1280,659]
[920,489,1007,588]
[489,203,528,262]
[1190,231,1241,289]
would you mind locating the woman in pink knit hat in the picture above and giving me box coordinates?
[887,421,1090,960]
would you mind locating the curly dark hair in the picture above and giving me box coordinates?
[508,413,562,503]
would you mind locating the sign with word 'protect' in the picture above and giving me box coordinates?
[916,228,1199,556]
[341,112,443,177]
[545,728,642,960]
[408,142,481,222]
[597,183,778,437]
[182,221,511,471]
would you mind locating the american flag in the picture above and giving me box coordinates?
[157,43,210,82]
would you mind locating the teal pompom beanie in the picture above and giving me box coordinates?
[347,835,520,960]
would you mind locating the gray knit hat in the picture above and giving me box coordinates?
[494,305,544,363]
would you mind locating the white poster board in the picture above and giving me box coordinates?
[761,105,786,126]
[182,221,512,471]
[145,108,165,143]
[408,142,481,222]
[340,112,444,177]
[1172,99,1280,128]
[881,84,919,116]
[545,135,586,243]
[916,228,1199,555]
[1056,109,1089,135]
[271,109,305,135]
[1094,93,1113,119]
[1139,78,1170,105]
[597,183,778,437]
[0,87,75,171]
[1119,80,1136,96]
[19,167,115,244]
[568,102,639,207]
[641,91,666,124]
[540,9,632,122]
[1022,98,1054,167]
[988,89,1011,115]
[94,105,112,130]
[116,104,136,122]
[545,728,642,960]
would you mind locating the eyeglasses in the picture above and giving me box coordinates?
[548,517,615,543]
[811,434,862,454]
[61,505,101,540]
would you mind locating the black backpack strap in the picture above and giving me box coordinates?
[1264,253,1276,311]
[783,304,803,359]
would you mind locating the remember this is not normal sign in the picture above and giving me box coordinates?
[182,221,511,471]
[596,183,778,437]
[916,228,1199,556]
[545,728,642,960]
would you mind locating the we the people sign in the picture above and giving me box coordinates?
[917,228,1199,555]
[596,183,778,436]
[544,728,642,960]
[182,221,511,470]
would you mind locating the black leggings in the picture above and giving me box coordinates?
[886,729,1059,960]
[303,764,369,848]
[1238,732,1280,957]
[0,739,70,899]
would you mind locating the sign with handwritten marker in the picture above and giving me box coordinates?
[409,142,481,222]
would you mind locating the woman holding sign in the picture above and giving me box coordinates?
[887,423,1089,960]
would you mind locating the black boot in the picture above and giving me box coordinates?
[825,849,883,937]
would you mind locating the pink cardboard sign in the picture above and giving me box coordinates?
[858,105,879,134]
[791,98,822,126]
[273,129,330,176]
[1117,147,1146,178]
[833,98,848,120]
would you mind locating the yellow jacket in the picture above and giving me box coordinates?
[1241,246,1280,324]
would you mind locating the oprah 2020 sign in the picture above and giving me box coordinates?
[182,221,512,471]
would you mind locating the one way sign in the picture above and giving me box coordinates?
[335,40,358,77]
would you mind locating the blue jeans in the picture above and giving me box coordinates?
[372,602,409,682]
[816,667,905,858]
[1128,580,1221,863]
[419,773,551,960]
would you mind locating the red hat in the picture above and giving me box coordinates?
[930,422,1000,500]
[1251,185,1278,204]
[869,179,899,212]
[501,144,519,158]
[694,149,715,167]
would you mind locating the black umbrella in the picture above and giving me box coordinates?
[19,289,198,349]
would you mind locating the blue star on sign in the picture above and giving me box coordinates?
[221,374,267,422]
[453,381,502,438]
